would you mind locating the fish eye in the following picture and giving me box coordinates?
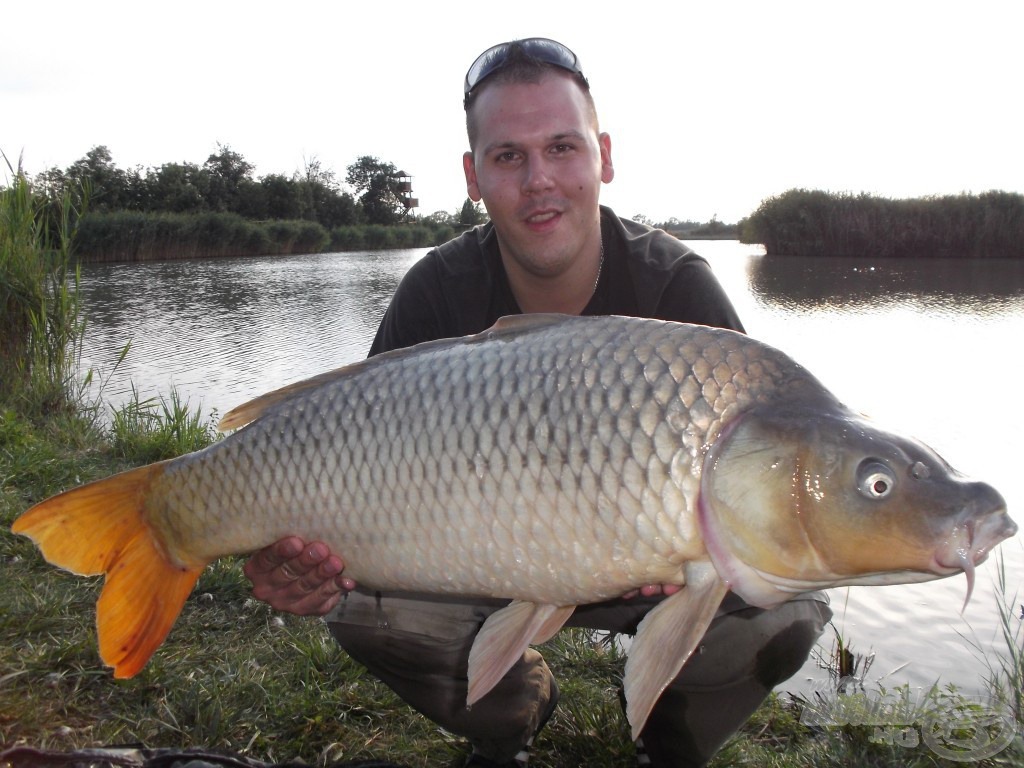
[858,460,895,500]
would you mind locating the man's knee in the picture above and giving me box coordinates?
[328,618,554,757]
[637,597,831,767]
[671,596,831,690]
[752,597,832,688]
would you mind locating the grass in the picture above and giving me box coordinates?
[988,549,1024,725]
[108,385,220,463]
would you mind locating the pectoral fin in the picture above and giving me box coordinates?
[467,601,575,705]
[623,562,729,739]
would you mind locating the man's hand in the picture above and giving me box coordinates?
[243,537,355,616]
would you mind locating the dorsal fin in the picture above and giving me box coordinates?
[218,356,382,431]
[487,313,570,333]
[218,313,575,431]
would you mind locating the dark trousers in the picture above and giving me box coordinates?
[327,590,831,766]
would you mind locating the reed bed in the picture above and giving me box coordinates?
[741,189,1024,259]
[0,161,87,419]
[74,211,329,263]
[327,223,456,252]
[70,212,456,262]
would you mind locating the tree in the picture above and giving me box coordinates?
[121,165,148,211]
[234,177,268,221]
[425,210,456,225]
[65,146,128,211]
[315,190,362,228]
[345,155,394,195]
[33,165,69,204]
[144,162,205,214]
[457,198,487,227]
[293,155,339,227]
[259,173,302,220]
[300,155,337,190]
[345,155,406,225]
[203,143,254,213]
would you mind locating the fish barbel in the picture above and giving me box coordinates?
[12,314,1016,738]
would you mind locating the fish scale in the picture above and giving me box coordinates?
[151,317,756,600]
[13,313,1014,740]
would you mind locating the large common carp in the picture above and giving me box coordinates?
[12,314,1016,738]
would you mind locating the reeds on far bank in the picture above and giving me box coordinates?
[741,189,1024,259]
[73,211,458,263]
[74,211,330,263]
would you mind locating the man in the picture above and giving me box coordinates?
[245,38,830,767]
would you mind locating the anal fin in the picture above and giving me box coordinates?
[467,601,574,705]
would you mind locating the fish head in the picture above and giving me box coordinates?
[698,403,1016,608]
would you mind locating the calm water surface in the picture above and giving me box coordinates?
[78,241,1024,699]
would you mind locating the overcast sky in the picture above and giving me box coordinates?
[4,0,1021,224]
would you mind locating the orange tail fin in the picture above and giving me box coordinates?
[11,462,207,678]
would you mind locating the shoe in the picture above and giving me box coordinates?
[464,679,560,767]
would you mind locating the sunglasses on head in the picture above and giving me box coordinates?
[463,37,588,108]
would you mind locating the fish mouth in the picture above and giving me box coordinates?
[933,513,1018,611]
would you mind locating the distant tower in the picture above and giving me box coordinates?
[393,171,419,210]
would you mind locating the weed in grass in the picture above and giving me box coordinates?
[108,385,220,463]
[988,548,1024,723]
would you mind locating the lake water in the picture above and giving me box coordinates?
[77,241,1024,701]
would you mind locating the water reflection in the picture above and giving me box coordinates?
[747,255,1024,316]
[79,249,426,413]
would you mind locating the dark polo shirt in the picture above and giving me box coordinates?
[369,206,744,356]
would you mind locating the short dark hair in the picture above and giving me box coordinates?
[464,44,597,150]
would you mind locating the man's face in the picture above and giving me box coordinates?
[463,72,614,280]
